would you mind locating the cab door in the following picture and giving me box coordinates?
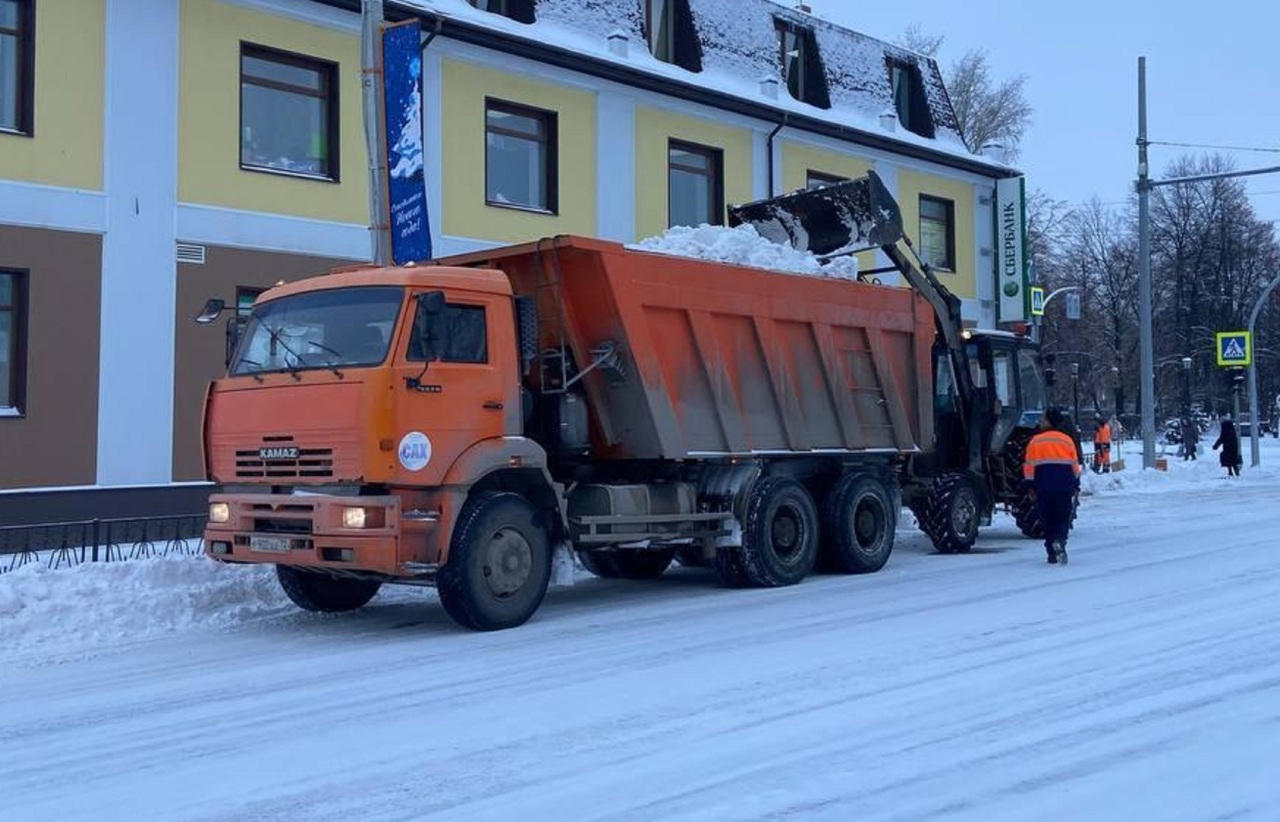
[388,290,519,486]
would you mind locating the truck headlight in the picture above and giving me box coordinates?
[209,502,230,523]
[342,506,367,529]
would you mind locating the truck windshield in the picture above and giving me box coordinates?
[230,286,404,376]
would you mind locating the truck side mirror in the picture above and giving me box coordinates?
[195,298,225,324]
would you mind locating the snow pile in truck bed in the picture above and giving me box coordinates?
[629,223,861,280]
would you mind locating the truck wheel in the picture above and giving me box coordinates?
[276,566,382,613]
[579,551,622,578]
[610,548,676,579]
[738,476,818,586]
[920,474,981,554]
[820,473,895,573]
[676,546,711,568]
[436,492,551,631]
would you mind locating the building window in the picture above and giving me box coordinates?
[775,19,829,109]
[806,170,848,190]
[0,270,27,413]
[668,140,723,228]
[408,302,488,364]
[919,195,955,271]
[644,0,701,72]
[468,0,535,24]
[240,43,339,181]
[888,61,935,138]
[485,99,557,213]
[647,0,674,63]
[0,0,35,135]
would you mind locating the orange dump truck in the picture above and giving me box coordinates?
[200,232,934,630]
[201,172,1049,630]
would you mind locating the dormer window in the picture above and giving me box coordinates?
[469,0,535,24]
[888,60,935,138]
[775,19,829,109]
[643,0,702,73]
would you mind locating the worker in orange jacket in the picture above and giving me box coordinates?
[1092,413,1112,473]
[1023,407,1082,564]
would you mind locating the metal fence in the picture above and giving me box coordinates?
[0,514,208,574]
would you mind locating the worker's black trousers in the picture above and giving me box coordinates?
[1036,492,1075,553]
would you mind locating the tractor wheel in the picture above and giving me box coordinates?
[919,474,982,554]
[436,492,551,631]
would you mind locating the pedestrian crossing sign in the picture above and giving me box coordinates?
[1030,286,1046,316]
[1216,331,1252,367]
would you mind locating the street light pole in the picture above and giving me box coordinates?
[1137,57,1156,470]
[1246,268,1280,466]
[1181,356,1192,418]
[1071,361,1080,423]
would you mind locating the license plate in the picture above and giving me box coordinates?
[249,535,291,553]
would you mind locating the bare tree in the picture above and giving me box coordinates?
[894,26,1033,159]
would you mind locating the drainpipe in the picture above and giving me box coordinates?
[766,114,788,197]
[420,16,443,54]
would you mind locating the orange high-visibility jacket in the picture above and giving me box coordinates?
[1024,429,1083,494]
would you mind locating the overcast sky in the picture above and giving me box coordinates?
[816,1,1280,224]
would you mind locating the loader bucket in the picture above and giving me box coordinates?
[727,170,905,257]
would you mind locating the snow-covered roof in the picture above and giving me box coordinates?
[371,0,1016,176]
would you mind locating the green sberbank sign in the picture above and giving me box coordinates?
[996,176,1030,323]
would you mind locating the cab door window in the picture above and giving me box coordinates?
[407,301,488,364]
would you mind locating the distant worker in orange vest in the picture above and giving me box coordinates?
[1092,413,1112,473]
[1023,407,1082,565]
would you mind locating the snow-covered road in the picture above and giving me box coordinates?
[4,456,1279,822]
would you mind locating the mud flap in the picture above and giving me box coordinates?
[727,170,905,258]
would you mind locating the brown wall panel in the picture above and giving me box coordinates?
[172,245,359,481]
[0,226,103,490]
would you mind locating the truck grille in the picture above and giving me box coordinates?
[235,448,334,479]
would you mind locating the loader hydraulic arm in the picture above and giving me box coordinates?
[727,169,976,400]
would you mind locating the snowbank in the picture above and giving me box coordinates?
[0,555,295,657]
[629,223,860,279]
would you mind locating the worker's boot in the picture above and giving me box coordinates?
[1053,539,1069,565]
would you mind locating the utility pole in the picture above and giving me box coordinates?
[1246,269,1280,466]
[1136,57,1156,470]
[361,0,391,266]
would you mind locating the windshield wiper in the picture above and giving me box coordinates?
[305,340,346,379]
[266,325,307,380]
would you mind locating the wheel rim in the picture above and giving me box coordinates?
[771,504,803,560]
[853,495,885,551]
[951,488,978,537]
[482,526,533,599]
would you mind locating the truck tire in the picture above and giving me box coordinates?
[820,473,895,573]
[919,474,981,554]
[579,551,622,578]
[737,476,818,587]
[676,546,711,568]
[610,548,676,579]
[436,491,552,631]
[276,566,382,613]
[580,549,675,579]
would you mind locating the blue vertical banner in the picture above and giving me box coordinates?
[381,19,432,264]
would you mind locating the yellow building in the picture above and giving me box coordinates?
[0,0,1021,511]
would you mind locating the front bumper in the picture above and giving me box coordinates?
[203,492,438,578]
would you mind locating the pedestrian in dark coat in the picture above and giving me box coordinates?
[1023,407,1082,564]
[1212,417,1242,477]
[1180,417,1199,460]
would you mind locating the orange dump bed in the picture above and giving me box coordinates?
[437,236,937,461]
